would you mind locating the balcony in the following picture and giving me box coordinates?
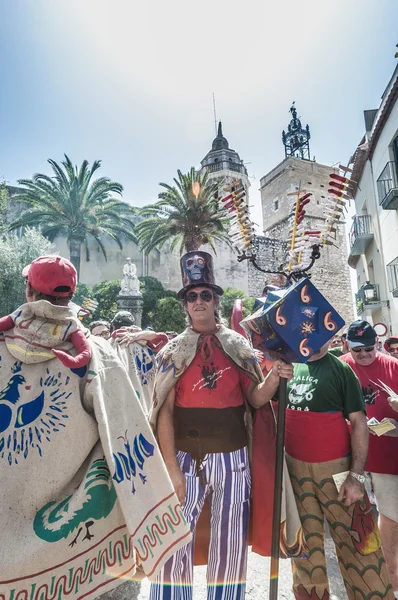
[387,257,398,298]
[355,282,389,315]
[377,161,398,210]
[347,215,373,268]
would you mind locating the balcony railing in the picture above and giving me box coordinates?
[204,161,247,174]
[355,283,389,315]
[377,161,398,209]
[347,214,373,268]
[387,257,398,297]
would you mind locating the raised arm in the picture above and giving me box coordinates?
[246,359,293,408]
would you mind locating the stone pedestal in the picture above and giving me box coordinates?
[117,294,144,327]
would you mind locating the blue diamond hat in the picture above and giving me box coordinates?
[177,251,224,299]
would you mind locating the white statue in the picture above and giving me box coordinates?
[120,258,141,296]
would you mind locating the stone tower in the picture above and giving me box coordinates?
[200,122,250,197]
[259,107,354,327]
[196,122,251,293]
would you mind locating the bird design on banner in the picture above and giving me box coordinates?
[33,456,117,546]
[0,362,70,465]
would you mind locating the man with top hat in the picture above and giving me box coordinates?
[341,319,398,596]
[148,250,296,600]
[0,255,190,599]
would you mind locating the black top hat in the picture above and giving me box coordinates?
[177,251,224,299]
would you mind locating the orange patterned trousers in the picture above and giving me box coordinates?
[286,455,394,600]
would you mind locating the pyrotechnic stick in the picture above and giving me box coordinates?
[223,179,242,192]
[288,190,301,271]
[339,164,353,174]
[269,377,288,600]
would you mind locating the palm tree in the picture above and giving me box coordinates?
[134,168,232,254]
[8,155,137,279]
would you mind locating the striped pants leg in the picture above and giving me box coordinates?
[149,448,250,600]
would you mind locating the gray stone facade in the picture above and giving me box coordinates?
[247,236,287,297]
[259,157,354,327]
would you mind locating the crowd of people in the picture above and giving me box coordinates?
[0,252,398,600]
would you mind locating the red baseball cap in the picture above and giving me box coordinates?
[22,255,77,297]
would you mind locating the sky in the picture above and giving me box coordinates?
[0,0,397,234]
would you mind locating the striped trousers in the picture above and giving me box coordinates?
[149,447,251,600]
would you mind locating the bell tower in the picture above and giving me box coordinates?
[200,121,250,197]
[255,105,354,326]
[282,102,311,161]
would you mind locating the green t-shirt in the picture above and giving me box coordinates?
[328,347,343,357]
[287,352,365,418]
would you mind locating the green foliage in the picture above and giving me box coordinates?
[8,155,137,279]
[135,167,231,254]
[220,287,255,326]
[148,297,186,333]
[0,229,54,315]
[0,180,8,234]
[139,276,176,327]
[72,275,181,329]
[89,280,121,322]
[73,283,93,308]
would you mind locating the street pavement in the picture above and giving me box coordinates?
[137,532,347,599]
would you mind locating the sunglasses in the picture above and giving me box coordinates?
[95,329,110,338]
[388,347,398,354]
[186,290,214,303]
[351,345,375,354]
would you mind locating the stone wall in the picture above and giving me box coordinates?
[259,157,355,328]
[248,236,287,297]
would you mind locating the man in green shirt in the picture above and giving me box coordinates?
[284,343,393,600]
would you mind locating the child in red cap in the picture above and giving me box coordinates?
[0,255,91,368]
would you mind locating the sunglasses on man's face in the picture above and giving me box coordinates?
[186,290,214,303]
[388,347,398,354]
[351,345,375,354]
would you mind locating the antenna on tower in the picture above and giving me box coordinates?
[212,93,217,136]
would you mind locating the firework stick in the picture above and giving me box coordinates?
[269,376,288,600]
[288,191,301,271]
[339,164,353,173]
[223,178,242,192]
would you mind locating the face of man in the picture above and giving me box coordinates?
[387,343,398,357]
[331,336,342,348]
[185,286,216,328]
[349,343,378,366]
[91,325,110,340]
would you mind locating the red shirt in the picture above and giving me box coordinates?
[341,353,398,474]
[175,336,252,409]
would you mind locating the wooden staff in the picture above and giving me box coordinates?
[269,376,288,600]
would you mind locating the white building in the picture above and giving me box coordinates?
[348,65,398,335]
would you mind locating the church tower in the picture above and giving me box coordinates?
[257,104,354,325]
[200,122,250,197]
